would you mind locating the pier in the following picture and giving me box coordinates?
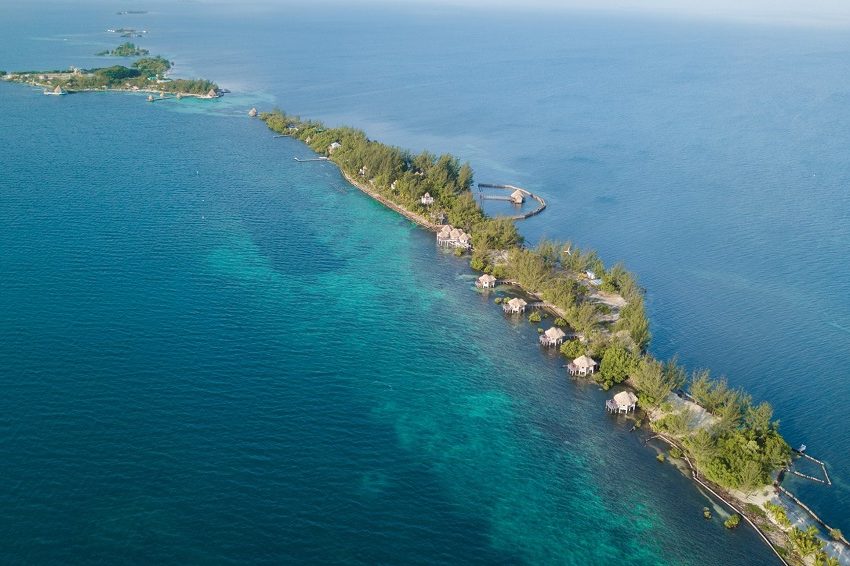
[477,183,546,220]
[293,156,329,162]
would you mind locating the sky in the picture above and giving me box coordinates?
[385,0,850,27]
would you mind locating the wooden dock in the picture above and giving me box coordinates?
[293,156,329,162]
[477,183,546,220]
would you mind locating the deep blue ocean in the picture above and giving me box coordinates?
[1,1,849,563]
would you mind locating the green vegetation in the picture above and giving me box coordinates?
[789,526,823,558]
[528,311,541,323]
[724,514,741,529]
[133,56,172,78]
[96,42,149,57]
[258,106,792,508]
[703,507,712,519]
[765,502,792,528]
[815,552,840,566]
[656,453,665,462]
[829,528,842,541]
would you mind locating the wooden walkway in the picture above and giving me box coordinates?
[293,156,329,162]
[477,183,546,220]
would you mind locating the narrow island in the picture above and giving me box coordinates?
[96,42,149,57]
[1,55,220,99]
[256,108,847,566]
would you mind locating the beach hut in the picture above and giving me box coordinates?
[420,192,434,206]
[539,326,567,347]
[607,391,638,413]
[568,355,597,376]
[503,298,528,314]
[46,84,66,96]
[248,107,258,117]
[328,141,342,153]
[476,274,497,289]
[510,189,525,204]
[436,225,453,246]
[457,232,471,249]
[206,88,218,98]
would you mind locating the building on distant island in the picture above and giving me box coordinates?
[510,189,525,204]
[45,84,66,96]
[328,141,342,154]
[420,192,434,206]
[539,326,566,347]
[606,391,638,414]
[476,274,497,289]
[503,297,527,314]
[568,354,597,376]
[248,107,258,117]
[147,94,154,102]
[206,88,218,98]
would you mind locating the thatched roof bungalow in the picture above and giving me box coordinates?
[539,326,566,347]
[568,355,597,376]
[206,88,219,98]
[510,189,525,204]
[420,192,434,205]
[503,297,528,314]
[476,274,497,289]
[606,391,638,413]
[248,107,258,117]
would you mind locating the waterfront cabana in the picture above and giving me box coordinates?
[510,189,525,204]
[47,84,66,95]
[606,391,638,413]
[476,274,497,289]
[437,225,453,246]
[248,107,258,117]
[421,192,434,206]
[503,298,528,314]
[457,232,471,249]
[539,326,566,347]
[206,88,219,98]
[568,355,597,376]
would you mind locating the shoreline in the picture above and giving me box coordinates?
[270,115,846,566]
[3,64,841,562]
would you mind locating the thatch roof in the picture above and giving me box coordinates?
[54,85,64,93]
[613,391,638,408]
[248,107,258,117]
[479,274,496,284]
[458,233,471,243]
[544,327,566,340]
[508,298,527,309]
[572,355,597,369]
[510,189,525,203]
[207,88,217,97]
[449,228,462,239]
[422,192,432,199]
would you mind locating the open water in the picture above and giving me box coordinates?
[2,1,849,563]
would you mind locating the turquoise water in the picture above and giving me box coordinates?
[2,1,848,563]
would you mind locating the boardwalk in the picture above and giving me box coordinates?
[477,183,547,220]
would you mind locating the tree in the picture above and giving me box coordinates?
[597,344,638,388]
[632,357,675,407]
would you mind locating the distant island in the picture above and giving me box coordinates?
[117,10,148,15]
[96,42,149,57]
[2,55,220,98]
[106,27,147,38]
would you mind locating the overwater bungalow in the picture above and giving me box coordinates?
[568,354,597,376]
[510,189,525,204]
[437,225,453,246]
[457,232,471,249]
[420,192,434,206]
[539,326,566,347]
[206,88,218,98]
[45,84,66,96]
[147,94,154,102]
[503,297,527,314]
[248,107,258,117]
[476,274,497,289]
[606,391,638,413]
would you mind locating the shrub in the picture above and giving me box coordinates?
[537,327,544,334]
[830,528,843,541]
[494,297,503,304]
[764,502,791,528]
[703,507,712,519]
[656,453,665,463]
[724,514,741,529]
[528,311,541,323]
[669,447,683,459]
[559,340,584,360]
[554,317,568,327]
